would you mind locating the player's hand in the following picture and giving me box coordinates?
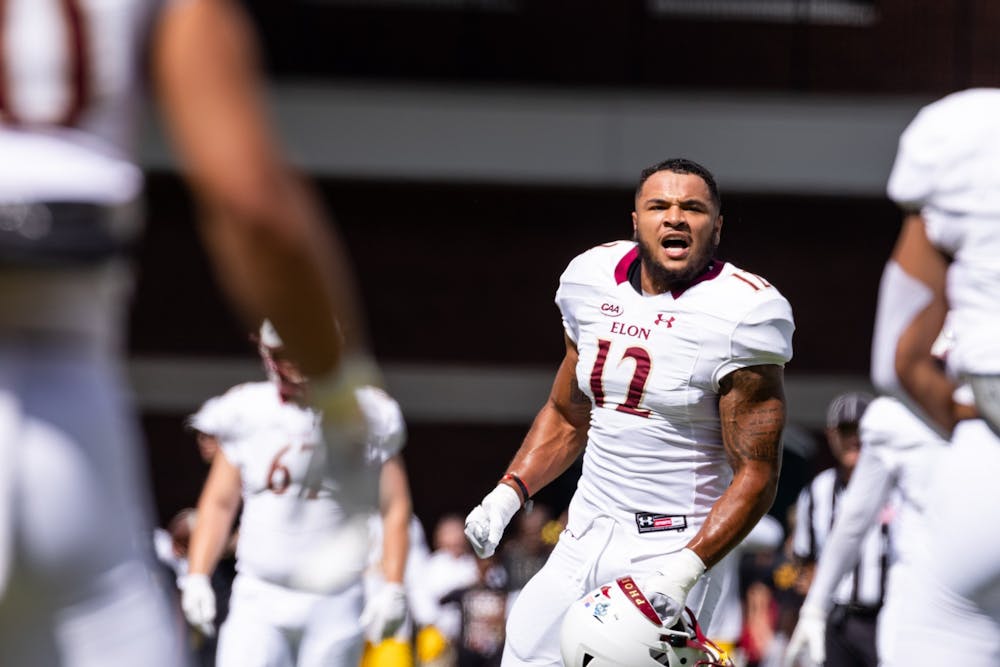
[782,603,826,667]
[464,484,522,558]
[308,357,383,462]
[179,573,216,637]
[360,582,408,641]
[644,548,706,628]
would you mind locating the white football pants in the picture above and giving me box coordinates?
[0,339,184,667]
[217,572,365,667]
[885,419,1000,666]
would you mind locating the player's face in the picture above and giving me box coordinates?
[632,170,722,294]
[262,346,308,402]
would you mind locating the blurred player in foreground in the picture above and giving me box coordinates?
[872,88,1000,665]
[465,158,794,666]
[0,1,374,665]
[180,322,408,666]
[787,392,887,667]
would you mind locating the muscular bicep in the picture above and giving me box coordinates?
[718,364,786,472]
[549,335,592,431]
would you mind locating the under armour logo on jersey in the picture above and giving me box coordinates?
[635,512,688,533]
[654,313,675,328]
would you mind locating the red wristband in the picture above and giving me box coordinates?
[501,472,532,507]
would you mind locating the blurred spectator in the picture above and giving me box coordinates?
[705,513,784,664]
[441,556,509,667]
[499,503,554,608]
[415,515,480,666]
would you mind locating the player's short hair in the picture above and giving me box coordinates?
[636,158,722,214]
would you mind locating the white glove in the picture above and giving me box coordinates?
[464,484,522,558]
[782,603,827,667]
[644,548,706,628]
[179,573,216,637]
[360,582,408,641]
[308,358,382,463]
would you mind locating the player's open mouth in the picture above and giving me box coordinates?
[661,237,690,260]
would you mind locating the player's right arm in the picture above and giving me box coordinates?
[178,442,242,635]
[150,0,365,379]
[465,334,590,557]
[187,446,242,578]
[503,334,592,495]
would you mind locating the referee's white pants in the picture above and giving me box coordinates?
[501,516,717,667]
[217,572,365,667]
[884,420,1000,667]
[0,340,183,667]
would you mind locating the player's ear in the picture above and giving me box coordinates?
[631,210,639,236]
[713,215,723,245]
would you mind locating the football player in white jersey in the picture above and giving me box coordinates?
[464,158,795,666]
[0,1,374,666]
[179,324,409,667]
[871,88,1000,666]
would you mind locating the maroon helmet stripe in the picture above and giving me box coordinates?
[616,576,662,626]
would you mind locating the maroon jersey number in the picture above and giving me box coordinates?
[589,339,652,418]
[0,0,90,126]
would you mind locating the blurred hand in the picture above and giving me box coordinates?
[644,548,706,628]
[360,582,408,641]
[179,573,216,637]
[782,603,826,667]
[464,484,521,558]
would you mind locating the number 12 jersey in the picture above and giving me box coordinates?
[556,241,794,556]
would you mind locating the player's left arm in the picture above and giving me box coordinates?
[687,364,785,568]
[379,454,411,584]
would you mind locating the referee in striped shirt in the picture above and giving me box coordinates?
[791,392,885,667]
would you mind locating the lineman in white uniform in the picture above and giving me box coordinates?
[0,1,377,665]
[872,88,1000,666]
[181,325,407,667]
[465,158,795,666]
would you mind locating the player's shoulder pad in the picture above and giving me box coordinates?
[710,263,792,315]
[189,381,276,437]
[559,240,636,289]
[888,89,1000,208]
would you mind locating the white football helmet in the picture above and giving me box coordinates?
[560,575,730,667]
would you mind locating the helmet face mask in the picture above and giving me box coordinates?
[559,576,730,667]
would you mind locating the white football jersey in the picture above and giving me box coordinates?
[887,88,1000,375]
[557,241,794,557]
[0,0,165,203]
[190,382,405,586]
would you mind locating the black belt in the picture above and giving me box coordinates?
[0,201,141,267]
